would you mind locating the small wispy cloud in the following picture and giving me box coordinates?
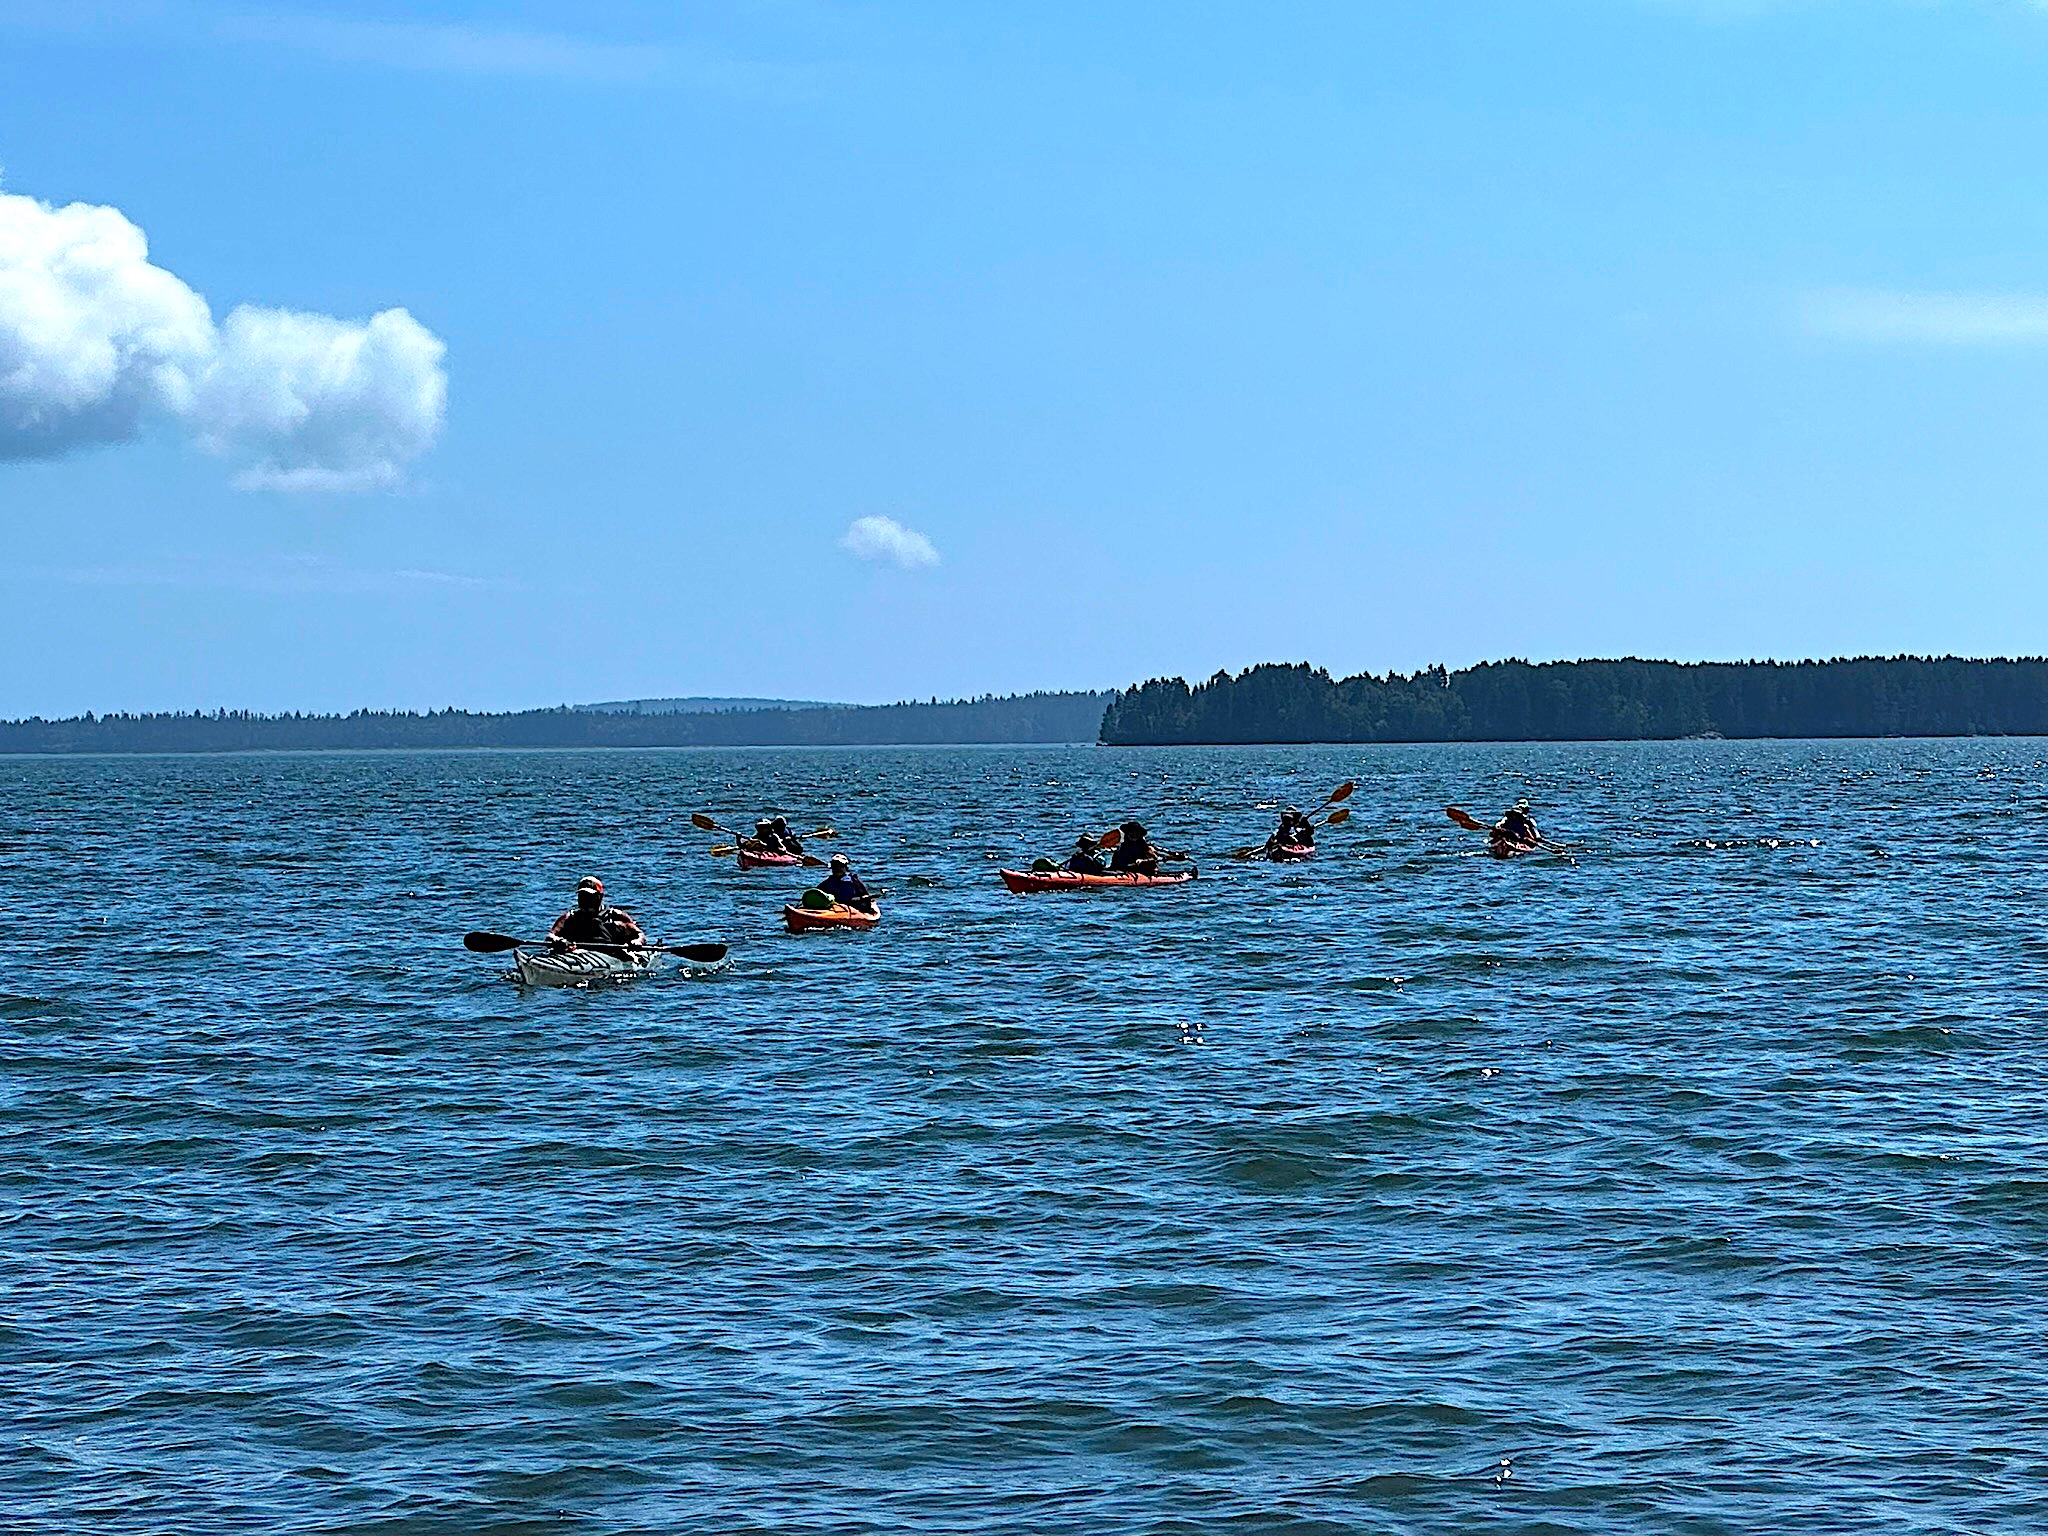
[1624,0,1792,19]
[841,516,940,571]
[207,9,819,95]
[28,556,508,595]
[1802,288,2048,345]
[216,11,673,83]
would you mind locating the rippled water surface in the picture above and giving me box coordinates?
[7,741,2048,1534]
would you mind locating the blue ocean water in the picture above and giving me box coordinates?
[4,740,2046,1534]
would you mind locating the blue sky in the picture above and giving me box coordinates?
[5,0,2048,715]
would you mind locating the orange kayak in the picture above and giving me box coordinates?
[783,901,881,933]
[999,868,1199,893]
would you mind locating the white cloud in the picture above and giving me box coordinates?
[0,184,446,491]
[841,515,940,570]
[1802,288,2048,345]
[194,306,446,492]
[0,192,212,457]
[22,554,506,594]
[207,10,818,97]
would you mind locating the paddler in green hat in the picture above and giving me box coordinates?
[1064,833,1109,875]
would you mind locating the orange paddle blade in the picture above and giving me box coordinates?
[691,812,724,834]
[1324,808,1350,826]
[1445,806,1487,832]
[1327,780,1357,804]
[1097,827,1123,850]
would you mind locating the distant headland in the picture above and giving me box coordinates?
[1099,657,2048,744]
[0,692,1113,754]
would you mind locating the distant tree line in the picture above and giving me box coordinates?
[1098,658,2048,743]
[0,692,1115,754]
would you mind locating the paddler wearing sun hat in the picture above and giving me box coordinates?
[1107,821,1163,876]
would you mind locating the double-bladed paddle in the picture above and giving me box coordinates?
[463,931,730,965]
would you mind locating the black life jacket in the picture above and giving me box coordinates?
[555,904,633,943]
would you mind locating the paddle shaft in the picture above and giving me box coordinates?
[463,931,726,963]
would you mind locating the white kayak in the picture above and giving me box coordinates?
[513,946,661,988]
[512,945,731,989]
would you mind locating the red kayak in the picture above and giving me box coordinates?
[1268,843,1315,862]
[737,847,804,870]
[783,901,881,932]
[1488,836,1542,860]
[999,868,1199,894]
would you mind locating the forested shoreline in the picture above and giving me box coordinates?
[1098,658,2048,744]
[16,658,2048,753]
[0,691,1113,754]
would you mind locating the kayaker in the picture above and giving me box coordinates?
[815,853,876,913]
[1265,807,1315,853]
[748,817,786,854]
[548,876,645,949]
[1108,821,1162,876]
[771,816,804,856]
[1492,803,1541,853]
[1064,834,1109,875]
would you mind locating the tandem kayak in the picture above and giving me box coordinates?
[737,847,805,869]
[783,901,881,933]
[999,867,1199,893]
[1488,837,1543,860]
[1268,843,1315,862]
